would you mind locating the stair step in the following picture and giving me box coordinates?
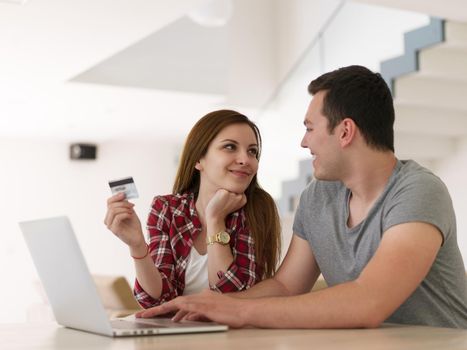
[445,21,467,43]
[394,73,467,110]
[419,42,467,78]
[380,18,444,91]
[394,101,467,137]
[394,132,456,161]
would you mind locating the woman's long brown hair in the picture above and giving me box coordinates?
[173,109,281,278]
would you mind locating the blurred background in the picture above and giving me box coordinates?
[1,0,466,323]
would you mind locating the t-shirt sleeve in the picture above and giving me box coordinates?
[293,185,312,240]
[382,172,455,243]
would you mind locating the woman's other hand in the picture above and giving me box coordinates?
[104,192,145,248]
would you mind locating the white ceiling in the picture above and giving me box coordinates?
[72,16,230,95]
[1,0,466,143]
[0,0,221,142]
[353,0,467,22]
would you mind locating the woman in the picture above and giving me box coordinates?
[104,109,281,308]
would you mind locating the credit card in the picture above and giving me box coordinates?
[108,177,139,200]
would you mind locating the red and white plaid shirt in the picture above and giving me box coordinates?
[134,192,262,308]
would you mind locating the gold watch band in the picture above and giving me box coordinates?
[206,230,230,245]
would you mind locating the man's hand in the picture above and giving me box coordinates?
[135,290,248,328]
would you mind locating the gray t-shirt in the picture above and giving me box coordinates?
[293,159,467,328]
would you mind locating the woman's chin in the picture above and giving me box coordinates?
[220,184,248,194]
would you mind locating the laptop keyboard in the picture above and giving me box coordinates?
[111,319,168,329]
[111,318,203,330]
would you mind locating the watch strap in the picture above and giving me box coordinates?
[206,230,230,245]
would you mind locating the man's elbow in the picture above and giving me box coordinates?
[358,303,389,329]
[360,315,384,329]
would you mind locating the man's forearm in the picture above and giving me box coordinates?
[230,276,292,299]
[240,281,383,329]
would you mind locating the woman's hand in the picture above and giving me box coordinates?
[104,192,145,248]
[205,189,247,223]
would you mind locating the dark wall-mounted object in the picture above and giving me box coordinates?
[70,143,97,160]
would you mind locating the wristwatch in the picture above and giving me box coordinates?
[206,231,230,245]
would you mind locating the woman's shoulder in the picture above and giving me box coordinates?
[151,192,194,210]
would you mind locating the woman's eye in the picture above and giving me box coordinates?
[224,144,236,150]
[249,148,258,156]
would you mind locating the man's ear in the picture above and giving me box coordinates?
[340,118,356,148]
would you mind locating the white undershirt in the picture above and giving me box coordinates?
[183,247,209,295]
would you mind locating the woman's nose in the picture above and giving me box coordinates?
[236,152,249,165]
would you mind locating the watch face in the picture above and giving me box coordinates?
[219,231,230,244]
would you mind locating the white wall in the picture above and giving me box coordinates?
[437,139,467,263]
[274,0,343,84]
[0,139,178,323]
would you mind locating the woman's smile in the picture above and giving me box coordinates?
[228,168,252,178]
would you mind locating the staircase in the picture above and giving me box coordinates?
[278,19,467,214]
[387,20,467,168]
[278,18,467,217]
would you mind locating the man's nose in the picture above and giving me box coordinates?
[300,134,308,148]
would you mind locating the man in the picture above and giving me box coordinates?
[137,65,467,329]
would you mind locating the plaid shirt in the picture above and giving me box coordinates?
[134,192,261,308]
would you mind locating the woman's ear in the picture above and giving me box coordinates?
[195,161,203,171]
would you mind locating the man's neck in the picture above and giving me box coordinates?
[343,151,397,205]
[343,151,397,229]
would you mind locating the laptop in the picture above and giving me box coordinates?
[19,216,228,337]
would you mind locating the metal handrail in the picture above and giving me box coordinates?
[260,0,346,113]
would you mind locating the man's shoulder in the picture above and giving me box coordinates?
[382,160,455,240]
[303,178,345,196]
[398,159,437,178]
[394,160,448,192]
[298,179,346,209]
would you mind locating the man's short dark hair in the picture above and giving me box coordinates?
[308,65,395,152]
